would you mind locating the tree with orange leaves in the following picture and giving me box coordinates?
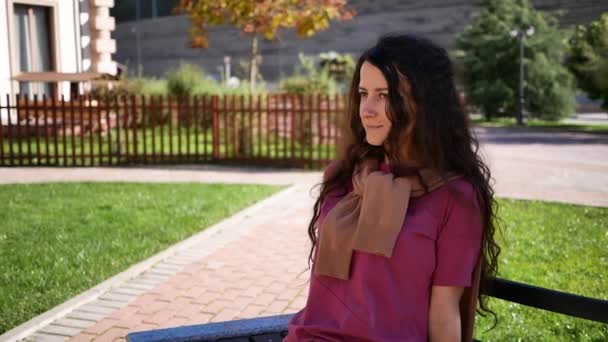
[174,0,355,90]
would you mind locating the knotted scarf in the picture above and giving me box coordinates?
[313,159,456,280]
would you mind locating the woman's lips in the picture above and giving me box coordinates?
[366,125,383,129]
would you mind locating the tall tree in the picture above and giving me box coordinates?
[566,13,608,110]
[174,0,355,91]
[455,0,575,121]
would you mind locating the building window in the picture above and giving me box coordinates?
[112,0,181,23]
[13,4,54,97]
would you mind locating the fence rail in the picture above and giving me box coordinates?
[0,94,346,169]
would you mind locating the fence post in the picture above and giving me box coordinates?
[131,94,139,163]
[212,95,220,160]
[0,96,4,166]
[6,94,14,166]
[43,95,51,165]
[23,95,33,165]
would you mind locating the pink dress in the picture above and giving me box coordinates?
[285,162,483,342]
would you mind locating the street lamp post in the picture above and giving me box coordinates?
[510,26,534,125]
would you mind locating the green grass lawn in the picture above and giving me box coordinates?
[473,117,608,134]
[475,199,608,341]
[0,182,284,334]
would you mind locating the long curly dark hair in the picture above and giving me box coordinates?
[306,33,501,320]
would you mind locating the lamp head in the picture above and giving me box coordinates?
[526,27,535,36]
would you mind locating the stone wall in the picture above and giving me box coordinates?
[112,0,608,82]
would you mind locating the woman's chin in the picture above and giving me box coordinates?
[366,139,384,146]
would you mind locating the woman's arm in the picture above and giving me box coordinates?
[429,285,464,342]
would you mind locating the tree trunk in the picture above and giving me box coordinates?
[249,35,259,92]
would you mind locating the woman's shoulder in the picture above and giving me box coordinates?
[417,176,479,216]
[322,160,341,182]
[446,176,477,198]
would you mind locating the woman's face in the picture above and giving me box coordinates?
[358,62,392,147]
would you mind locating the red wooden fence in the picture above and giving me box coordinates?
[0,94,346,169]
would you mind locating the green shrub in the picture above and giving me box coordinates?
[279,54,338,94]
[166,63,217,97]
[91,77,167,98]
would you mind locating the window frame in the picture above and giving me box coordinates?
[7,0,61,97]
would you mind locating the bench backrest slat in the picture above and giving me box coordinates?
[485,278,608,323]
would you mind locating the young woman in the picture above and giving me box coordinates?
[284,34,500,342]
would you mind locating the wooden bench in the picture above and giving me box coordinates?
[126,277,608,342]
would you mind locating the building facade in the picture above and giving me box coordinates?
[0,0,117,103]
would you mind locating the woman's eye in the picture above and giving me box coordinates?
[379,93,388,99]
[359,92,368,98]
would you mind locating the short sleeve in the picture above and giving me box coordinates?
[432,181,483,287]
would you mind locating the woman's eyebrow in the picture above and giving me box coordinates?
[358,86,388,91]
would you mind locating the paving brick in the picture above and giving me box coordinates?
[163,258,193,266]
[220,289,243,301]
[183,312,214,326]
[264,300,290,314]
[142,309,176,326]
[251,293,277,306]
[148,268,177,276]
[122,282,156,291]
[30,333,69,342]
[210,308,239,322]
[39,324,82,337]
[154,263,184,271]
[65,310,106,322]
[111,318,139,330]
[98,292,136,303]
[224,295,255,311]
[131,322,159,333]
[95,327,129,341]
[77,303,116,315]
[173,304,203,319]
[263,282,288,295]
[158,317,189,329]
[289,296,307,309]
[194,291,221,305]
[276,287,302,301]
[53,318,96,330]
[135,300,170,315]
[93,299,125,309]
[111,287,148,296]
[203,299,232,314]
[109,305,143,322]
[136,276,168,285]
[82,318,121,335]
[238,304,266,318]
[241,285,266,298]
[68,332,97,342]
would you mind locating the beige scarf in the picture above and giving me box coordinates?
[313,158,454,280]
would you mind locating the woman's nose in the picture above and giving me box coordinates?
[361,100,378,117]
